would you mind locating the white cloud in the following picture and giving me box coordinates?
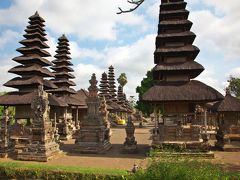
[73,64,103,91]
[0,57,17,92]
[0,30,19,49]
[69,41,104,61]
[228,67,240,78]
[0,0,146,41]
[189,2,240,59]
[103,34,155,97]
[68,34,155,98]
[196,69,225,94]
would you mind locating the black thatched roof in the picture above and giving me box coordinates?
[142,80,223,103]
[0,92,67,107]
[4,76,57,89]
[13,55,52,67]
[160,1,187,11]
[70,89,89,109]
[212,94,240,112]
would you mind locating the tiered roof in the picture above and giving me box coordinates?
[142,0,223,102]
[50,34,76,95]
[99,72,111,101]
[4,11,57,92]
[117,85,125,105]
[153,0,203,81]
[108,65,117,102]
[212,90,240,112]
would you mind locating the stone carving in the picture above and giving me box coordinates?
[17,85,61,162]
[74,74,111,153]
[0,109,13,158]
[123,116,137,153]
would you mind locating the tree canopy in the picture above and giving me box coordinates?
[117,73,128,87]
[227,76,240,98]
[136,70,157,116]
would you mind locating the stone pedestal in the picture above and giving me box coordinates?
[215,126,240,151]
[123,116,137,153]
[0,110,13,158]
[17,86,61,162]
[74,74,111,153]
[152,124,210,152]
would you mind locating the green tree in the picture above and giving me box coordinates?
[227,76,240,98]
[136,70,157,116]
[0,92,15,118]
[117,73,128,87]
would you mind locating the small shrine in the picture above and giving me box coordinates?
[17,86,61,162]
[123,116,137,153]
[213,90,240,151]
[74,74,111,153]
[141,0,223,150]
[0,109,13,158]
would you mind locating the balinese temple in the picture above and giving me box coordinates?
[142,0,223,149]
[49,34,84,140]
[212,90,240,151]
[0,11,66,119]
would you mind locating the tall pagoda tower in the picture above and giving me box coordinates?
[108,66,117,102]
[50,34,76,96]
[99,72,111,102]
[4,11,56,92]
[142,0,223,148]
[49,35,82,140]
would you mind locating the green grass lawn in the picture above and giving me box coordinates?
[0,161,128,179]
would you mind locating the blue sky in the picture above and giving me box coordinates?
[0,0,240,99]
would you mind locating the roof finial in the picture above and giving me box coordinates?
[35,11,39,16]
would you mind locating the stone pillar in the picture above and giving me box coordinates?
[0,109,13,158]
[123,116,137,153]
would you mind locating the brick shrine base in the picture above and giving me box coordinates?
[0,125,239,172]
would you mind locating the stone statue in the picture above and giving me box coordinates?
[123,116,137,153]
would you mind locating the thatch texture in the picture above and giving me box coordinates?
[70,89,89,108]
[142,80,223,102]
[0,92,67,107]
[212,94,240,112]
[161,1,187,11]
[4,76,57,89]
[9,64,54,77]
[13,55,52,66]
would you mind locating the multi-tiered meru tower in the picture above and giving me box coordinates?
[142,0,223,149]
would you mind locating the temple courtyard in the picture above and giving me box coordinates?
[0,123,239,172]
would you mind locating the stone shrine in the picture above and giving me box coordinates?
[123,116,137,153]
[17,86,61,162]
[74,74,111,153]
